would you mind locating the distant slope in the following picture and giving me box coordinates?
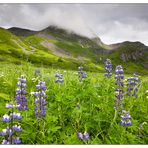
[0,25,147,74]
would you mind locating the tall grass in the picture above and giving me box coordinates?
[0,63,147,144]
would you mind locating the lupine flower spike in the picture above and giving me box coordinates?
[14,75,28,111]
[104,59,112,78]
[34,80,46,119]
[114,65,124,109]
[78,66,87,82]
[127,73,139,98]
[55,71,64,83]
[0,103,22,144]
[120,110,132,126]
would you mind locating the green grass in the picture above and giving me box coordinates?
[0,63,147,144]
[0,27,148,76]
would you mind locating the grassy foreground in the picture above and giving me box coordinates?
[0,63,148,144]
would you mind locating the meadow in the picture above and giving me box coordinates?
[0,63,148,144]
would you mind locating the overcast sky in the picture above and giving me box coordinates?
[0,3,148,45]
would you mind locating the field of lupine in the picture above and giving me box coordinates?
[0,59,148,144]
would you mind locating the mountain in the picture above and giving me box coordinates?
[0,25,147,74]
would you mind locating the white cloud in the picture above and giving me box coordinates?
[0,3,148,45]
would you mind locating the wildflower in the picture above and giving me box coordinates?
[77,131,90,141]
[104,59,112,77]
[14,75,28,111]
[10,112,22,120]
[0,107,22,144]
[120,110,132,126]
[127,73,139,98]
[1,114,11,122]
[33,80,46,119]
[55,71,64,83]
[77,132,83,140]
[12,125,22,132]
[1,139,10,145]
[78,66,87,82]
[84,132,89,141]
[114,65,124,109]
[13,137,21,144]
[0,129,8,136]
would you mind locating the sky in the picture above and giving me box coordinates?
[0,3,148,45]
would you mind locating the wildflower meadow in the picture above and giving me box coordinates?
[0,60,147,144]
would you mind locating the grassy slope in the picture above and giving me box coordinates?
[0,27,148,74]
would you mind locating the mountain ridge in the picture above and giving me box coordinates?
[0,25,147,74]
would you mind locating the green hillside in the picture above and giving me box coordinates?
[0,26,147,74]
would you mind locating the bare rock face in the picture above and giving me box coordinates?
[120,50,143,61]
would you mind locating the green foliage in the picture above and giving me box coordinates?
[0,63,147,144]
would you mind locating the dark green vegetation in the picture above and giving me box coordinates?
[0,64,148,144]
[0,25,147,74]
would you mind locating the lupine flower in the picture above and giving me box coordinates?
[104,59,112,77]
[120,110,132,126]
[78,66,87,82]
[55,71,64,83]
[14,75,28,111]
[77,131,89,141]
[114,65,124,109]
[13,137,21,144]
[10,112,22,120]
[127,73,139,98]
[1,114,11,122]
[0,108,22,144]
[34,80,46,119]
[12,125,22,132]
[1,139,10,145]
[77,132,83,140]
[84,132,90,141]
[0,129,9,136]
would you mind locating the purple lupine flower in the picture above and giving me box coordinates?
[33,80,46,119]
[114,65,124,109]
[127,73,139,98]
[13,137,21,144]
[12,125,22,132]
[0,127,12,136]
[78,66,87,82]
[5,102,16,109]
[104,59,112,78]
[0,129,8,136]
[55,71,64,83]
[0,127,12,137]
[84,132,89,141]
[14,75,28,111]
[77,131,90,141]
[0,110,22,144]
[120,110,132,126]
[10,112,22,120]
[1,139,10,145]
[1,114,11,122]
[77,132,83,140]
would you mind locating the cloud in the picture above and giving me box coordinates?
[0,3,148,45]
